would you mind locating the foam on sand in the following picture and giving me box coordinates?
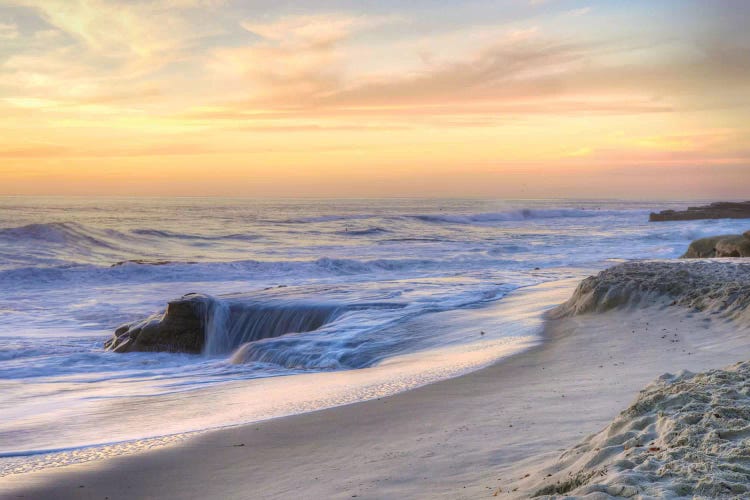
[531,361,750,498]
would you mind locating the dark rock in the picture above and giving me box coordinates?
[650,201,750,221]
[105,293,344,355]
[105,294,210,353]
[716,235,750,257]
[682,233,750,258]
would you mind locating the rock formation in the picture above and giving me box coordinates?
[105,293,209,353]
[649,201,750,221]
[105,293,342,354]
[550,261,750,323]
[682,233,750,258]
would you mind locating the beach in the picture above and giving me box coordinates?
[3,260,749,499]
[2,0,749,496]
[6,198,732,458]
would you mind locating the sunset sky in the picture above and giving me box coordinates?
[0,0,748,198]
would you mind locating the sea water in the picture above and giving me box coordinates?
[1,197,747,473]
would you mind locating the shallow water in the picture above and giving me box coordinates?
[0,197,748,464]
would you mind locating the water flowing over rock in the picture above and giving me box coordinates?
[105,293,342,354]
[649,201,750,221]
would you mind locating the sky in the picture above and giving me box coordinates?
[0,0,748,198]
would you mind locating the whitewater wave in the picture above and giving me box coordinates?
[225,287,516,371]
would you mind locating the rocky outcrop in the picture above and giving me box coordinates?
[105,293,343,354]
[550,261,750,323]
[682,233,750,258]
[649,201,750,221]
[105,293,210,353]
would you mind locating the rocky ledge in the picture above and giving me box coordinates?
[550,260,750,323]
[105,293,210,353]
[682,231,750,258]
[649,201,750,221]
[105,293,342,354]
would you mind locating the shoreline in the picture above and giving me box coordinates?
[1,277,579,475]
[3,260,750,499]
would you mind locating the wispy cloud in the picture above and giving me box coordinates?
[567,7,591,17]
[0,22,19,39]
[241,14,392,47]
[0,0,747,196]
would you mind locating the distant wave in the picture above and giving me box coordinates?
[111,259,182,267]
[275,208,644,226]
[131,229,260,241]
[0,222,260,245]
[381,237,446,243]
[0,222,266,271]
[335,227,390,236]
[0,256,454,287]
[409,208,642,225]
[0,222,122,249]
[279,214,378,224]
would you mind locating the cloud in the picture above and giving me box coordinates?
[241,14,381,48]
[3,0,223,96]
[0,142,212,159]
[0,22,19,39]
[204,14,398,105]
[0,144,68,158]
[190,32,681,123]
[566,7,591,17]
[0,0,747,196]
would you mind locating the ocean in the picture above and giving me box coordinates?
[1,197,747,474]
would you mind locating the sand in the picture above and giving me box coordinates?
[2,260,750,499]
[528,361,750,498]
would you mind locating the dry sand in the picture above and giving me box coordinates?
[528,361,750,498]
[2,260,749,499]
